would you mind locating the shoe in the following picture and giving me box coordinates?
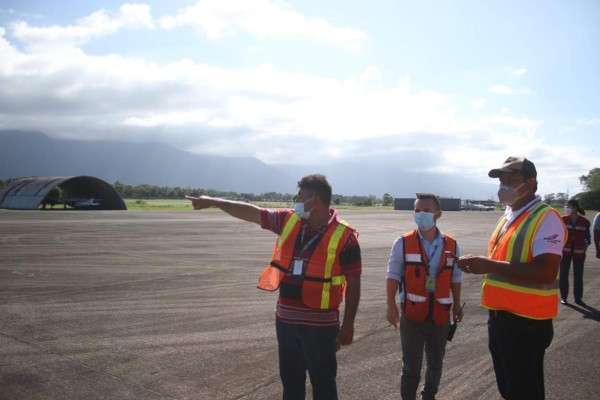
[560,299,567,305]
[575,299,585,306]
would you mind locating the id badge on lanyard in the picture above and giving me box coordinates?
[423,241,438,293]
[292,258,305,276]
[291,225,320,277]
[425,275,435,293]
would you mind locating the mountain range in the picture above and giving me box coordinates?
[0,130,497,199]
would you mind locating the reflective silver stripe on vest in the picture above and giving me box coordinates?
[406,293,427,302]
[405,253,422,263]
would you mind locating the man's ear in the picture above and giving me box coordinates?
[306,195,318,210]
[526,177,536,190]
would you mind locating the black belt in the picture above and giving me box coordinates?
[488,310,551,324]
[489,310,525,319]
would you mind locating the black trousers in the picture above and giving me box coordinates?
[559,254,585,301]
[488,310,553,400]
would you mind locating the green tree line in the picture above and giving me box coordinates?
[112,181,389,206]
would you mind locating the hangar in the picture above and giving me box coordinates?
[0,176,127,210]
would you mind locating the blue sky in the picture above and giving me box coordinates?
[0,0,598,196]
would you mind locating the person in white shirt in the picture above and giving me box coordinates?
[457,156,566,400]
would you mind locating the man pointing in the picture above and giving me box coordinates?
[187,174,361,400]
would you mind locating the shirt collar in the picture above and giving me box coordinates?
[504,195,541,222]
[417,227,441,245]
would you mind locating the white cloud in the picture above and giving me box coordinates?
[515,68,527,76]
[489,85,513,95]
[576,118,600,126]
[482,115,541,137]
[516,87,534,95]
[158,0,367,51]
[489,85,533,96]
[10,4,154,50]
[471,98,486,111]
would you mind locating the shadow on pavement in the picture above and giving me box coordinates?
[564,302,600,322]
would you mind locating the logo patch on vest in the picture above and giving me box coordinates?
[543,234,561,244]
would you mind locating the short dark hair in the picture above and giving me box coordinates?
[298,174,332,207]
[416,192,440,211]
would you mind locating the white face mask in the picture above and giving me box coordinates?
[497,182,526,207]
[565,207,573,214]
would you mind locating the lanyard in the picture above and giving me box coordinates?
[417,236,440,275]
[427,243,439,262]
[297,224,324,259]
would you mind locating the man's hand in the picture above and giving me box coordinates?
[457,255,491,274]
[387,303,400,329]
[452,302,464,323]
[185,195,213,210]
[336,323,354,351]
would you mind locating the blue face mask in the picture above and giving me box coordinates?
[414,211,435,231]
[294,201,312,219]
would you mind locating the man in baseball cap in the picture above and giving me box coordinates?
[457,155,567,399]
[488,156,537,179]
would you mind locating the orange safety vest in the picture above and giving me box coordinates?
[562,215,589,259]
[257,210,356,310]
[483,202,566,319]
[402,229,457,325]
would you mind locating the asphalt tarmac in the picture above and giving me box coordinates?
[1,209,599,400]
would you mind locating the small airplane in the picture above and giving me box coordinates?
[471,203,494,211]
[63,198,101,208]
[461,201,494,211]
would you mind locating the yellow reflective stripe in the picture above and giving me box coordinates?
[320,222,348,309]
[277,212,299,251]
[516,207,547,262]
[489,217,506,257]
[484,276,559,296]
[331,276,345,285]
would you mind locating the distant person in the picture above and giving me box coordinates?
[386,193,463,400]
[186,174,361,400]
[457,156,566,400]
[559,199,591,305]
[594,212,600,259]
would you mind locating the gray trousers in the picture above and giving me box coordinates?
[400,316,450,400]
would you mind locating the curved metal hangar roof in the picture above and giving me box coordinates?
[0,176,127,210]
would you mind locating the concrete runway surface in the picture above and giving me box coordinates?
[1,209,599,400]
